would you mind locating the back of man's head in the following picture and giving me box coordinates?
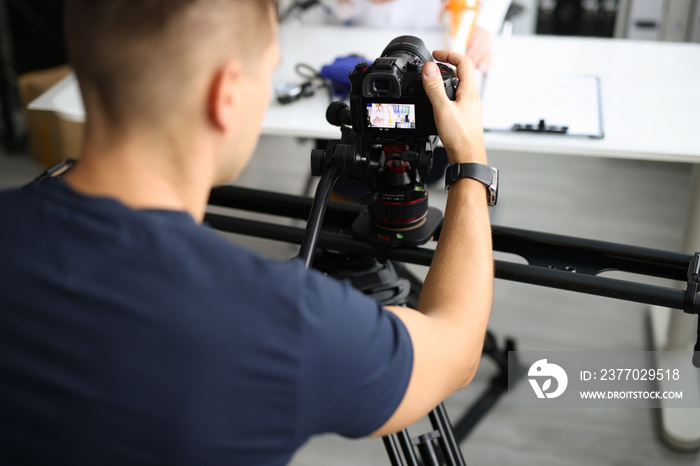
[64,0,277,131]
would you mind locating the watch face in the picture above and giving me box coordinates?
[447,164,460,184]
[488,167,499,207]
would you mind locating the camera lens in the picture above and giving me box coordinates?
[380,36,433,64]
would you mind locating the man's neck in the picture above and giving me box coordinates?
[62,135,213,223]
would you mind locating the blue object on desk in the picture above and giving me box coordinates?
[321,55,370,98]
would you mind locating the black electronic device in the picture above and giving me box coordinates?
[348,35,457,144]
[307,36,465,247]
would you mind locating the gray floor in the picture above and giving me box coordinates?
[2,137,699,465]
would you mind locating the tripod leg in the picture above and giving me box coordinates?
[397,430,420,466]
[381,430,421,466]
[415,434,441,466]
[384,404,467,466]
[383,435,404,466]
[430,403,467,466]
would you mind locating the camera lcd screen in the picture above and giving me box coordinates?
[366,103,416,130]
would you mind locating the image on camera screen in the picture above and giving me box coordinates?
[366,103,416,129]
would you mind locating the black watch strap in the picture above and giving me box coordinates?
[445,163,499,206]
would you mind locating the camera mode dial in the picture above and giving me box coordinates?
[354,61,370,73]
[406,60,421,72]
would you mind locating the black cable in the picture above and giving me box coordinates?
[293,62,334,103]
[279,0,321,23]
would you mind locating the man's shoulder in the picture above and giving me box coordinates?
[0,184,31,206]
[0,179,303,290]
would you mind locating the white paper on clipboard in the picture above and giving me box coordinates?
[481,71,603,138]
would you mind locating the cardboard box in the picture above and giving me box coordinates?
[17,65,84,168]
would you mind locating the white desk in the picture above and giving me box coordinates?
[30,24,700,449]
[265,25,700,164]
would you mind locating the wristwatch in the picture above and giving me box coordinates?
[445,163,499,206]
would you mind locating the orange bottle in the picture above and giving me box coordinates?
[443,0,480,55]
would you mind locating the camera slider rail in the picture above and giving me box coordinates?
[207,184,700,364]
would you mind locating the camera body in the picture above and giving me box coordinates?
[348,36,458,144]
[314,36,457,238]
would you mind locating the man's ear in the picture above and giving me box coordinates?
[208,61,242,131]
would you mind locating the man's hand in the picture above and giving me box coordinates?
[466,26,491,73]
[422,50,486,166]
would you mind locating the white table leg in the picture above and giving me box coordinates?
[650,164,700,451]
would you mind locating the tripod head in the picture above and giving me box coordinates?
[311,101,443,248]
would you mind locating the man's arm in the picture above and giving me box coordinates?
[372,50,493,437]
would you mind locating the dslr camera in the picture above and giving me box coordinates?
[313,36,458,239]
[349,35,458,143]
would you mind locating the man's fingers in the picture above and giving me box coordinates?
[422,61,450,110]
[432,50,478,101]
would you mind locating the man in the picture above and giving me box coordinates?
[0,1,494,464]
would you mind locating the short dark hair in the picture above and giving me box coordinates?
[65,0,277,128]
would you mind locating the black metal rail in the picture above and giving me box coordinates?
[207,185,699,316]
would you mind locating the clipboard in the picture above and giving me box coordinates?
[481,71,604,139]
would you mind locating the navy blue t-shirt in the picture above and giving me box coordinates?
[0,178,413,465]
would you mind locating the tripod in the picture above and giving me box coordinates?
[316,254,470,465]
[297,162,473,466]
